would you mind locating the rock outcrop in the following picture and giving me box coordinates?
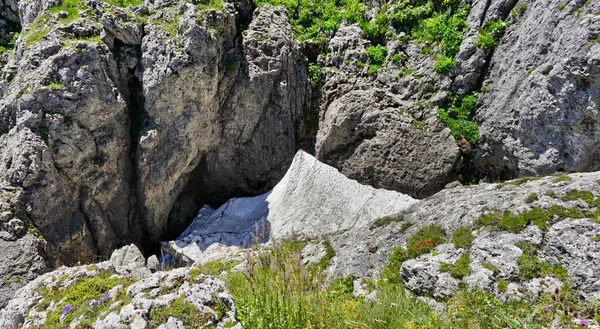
[0,245,241,329]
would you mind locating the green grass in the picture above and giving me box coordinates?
[476,205,598,233]
[552,173,573,183]
[482,263,499,276]
[400,222,413,232]
[189,260,238,279]
[225,243,438,329]
[515,242,568,281]
[24,14,52,46]
[406,225,447,258]
[561,190,600,207]
[498,176,540,187]
[371,214,404,229]
[438,92,480,144]
[49,0,87,23]
[440,253,471,279]
[147,296,217,327]
[452,227,474,249]
[195,0,223,11]
[525,193,539,203]
[391,53,404,63]
[103,0,142,7]
[202,240,599,329]
[48,82,65,91]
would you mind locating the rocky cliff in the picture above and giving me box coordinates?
[0,0,599,313]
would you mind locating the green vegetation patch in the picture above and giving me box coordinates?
[515,242,568,281]
[438,92,480,144]
[552,173,573,183]
[189,260,238,279]
[452,227,474,249]
[561,189,600,207]
[148,296,217,327]
[482,262,499,276]
[0,33,19,55]
[440,252,471,279]
[476,205,597,233]
[103,0,142,7]
[365,44,387,74]
[407,225,447,258]
[473,19,507,50]
[525,193,539,203]
[434,54,454,73]
[371,214,404,229]
[49,0,87,23]
[38,271,134,327]
[195,0,223,11]
[498,176,541,187]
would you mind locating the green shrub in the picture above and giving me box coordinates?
[390,53,404,63]
[360,10,388,41]
[438,92,480,144]
[406,225,447,258]
[473,19,507,50]
[308,63,322,86]
[0,32,19,55]
[365,44,387,66]
[452,227,474,249]
[414,6,470,58]
[434,55,454,73]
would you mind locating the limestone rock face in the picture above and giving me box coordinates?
[473,0,600,179]
[138,4,310,239]
[0,11,134,268]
